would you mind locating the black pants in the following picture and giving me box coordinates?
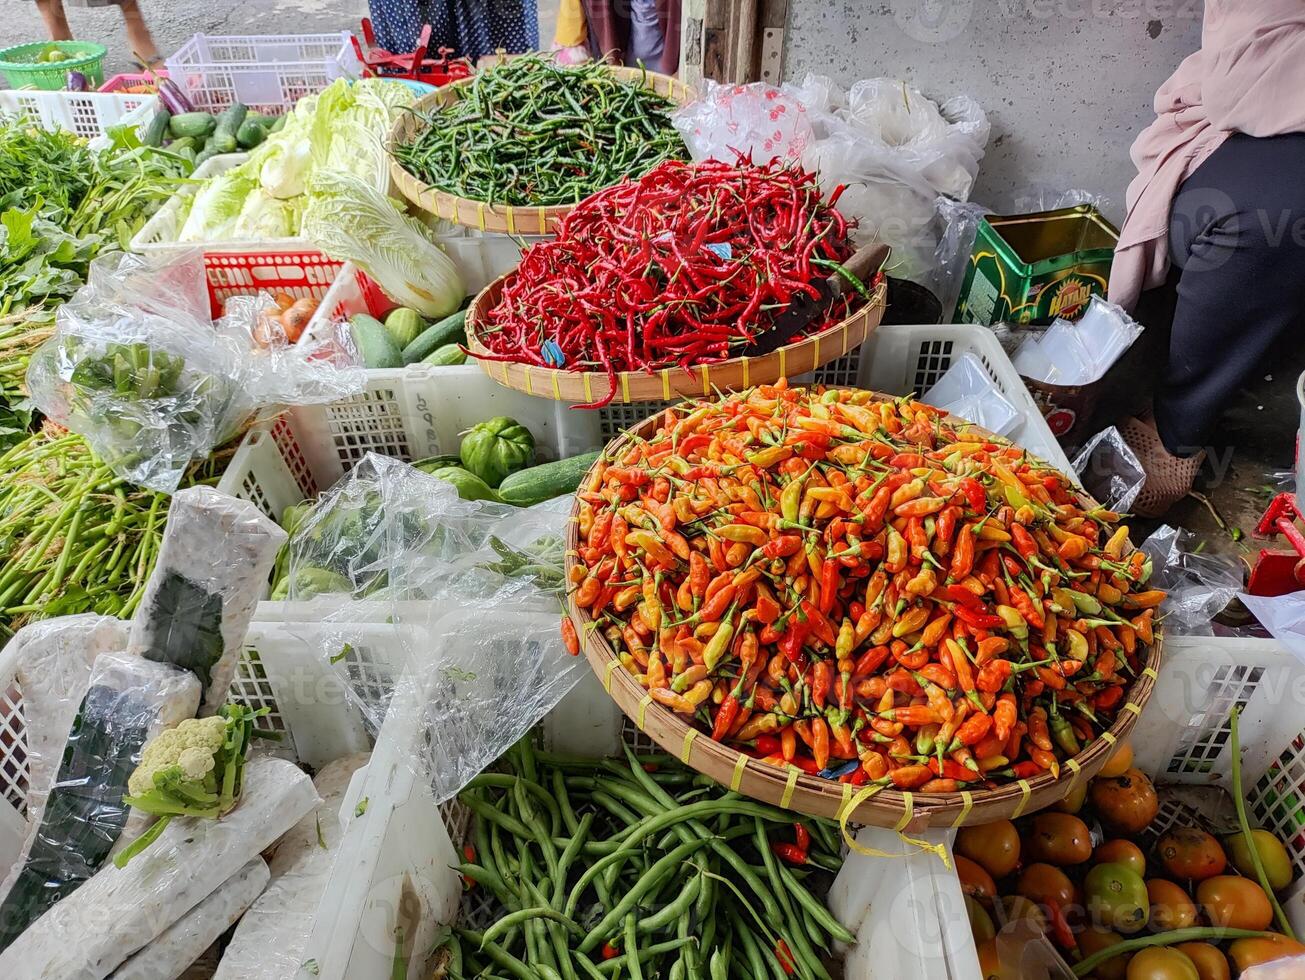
[1143,132,1305,456]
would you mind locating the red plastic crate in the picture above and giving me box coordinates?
[99,70,168,95]
[203,250,347,318]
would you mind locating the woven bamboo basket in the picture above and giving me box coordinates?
[564,399,1163,830]
[388,66,693,235]
[465,275,888,405]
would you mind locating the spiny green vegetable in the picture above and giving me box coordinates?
[113,703,267,868]
[459,416,535,488]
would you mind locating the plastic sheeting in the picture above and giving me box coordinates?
[281,453,587,804]
[1071,427,1145,514]
[26,249,361,492]
[1141,525,1243,636]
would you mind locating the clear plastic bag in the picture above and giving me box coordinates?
[929,197,988,316]
[282,453,587,803]
[921,352,1019,437]
[1071,427,1145,513]
[26,250,362,492]
[127,487,287,716]
[671,80,815,164]
[1140,525,1243,636]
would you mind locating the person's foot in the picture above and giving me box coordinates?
[1119,414,1205,518]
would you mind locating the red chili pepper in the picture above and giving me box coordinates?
[1010,523,1038,562]
[818,558,839,616]
[960,477,987,514]
[793,823,810,852]
[953,604,1005,630]
[560,616,580,656]
[601,942,621,961]
[771,841,808,865]
[776,940,797,976]
[712,694,741,741]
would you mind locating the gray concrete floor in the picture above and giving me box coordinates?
[2,0,558,75]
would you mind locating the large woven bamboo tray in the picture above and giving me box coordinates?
[388,66,693,235]
[563,399,1163,829]
[465,275,888,405]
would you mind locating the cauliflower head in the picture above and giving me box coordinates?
[128,714,228,798]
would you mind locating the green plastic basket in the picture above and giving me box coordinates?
[0,41,106,91]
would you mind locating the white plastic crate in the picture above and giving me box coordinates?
[0,89,157,143]
[301,648,973,980]
[164,32,361,115]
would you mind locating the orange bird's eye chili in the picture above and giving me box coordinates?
[566,385,1164,790]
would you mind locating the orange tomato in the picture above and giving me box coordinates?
[1016,863,1076,909]
[1227,934,1305,973]
[1078,926,1131,980]
[1156,828,1227,882]
[1099,741,1134,778]
[1146,878,1198,932]
[977,938,1001,980]
[1089,769,1159,836]
[1172,943,1229,980]
[1125,947,1198,980]
[1196,876,1273,931]
[1025,812,1093,866]
[956,855,997,904]
[957,820,1021,879]
[1096,839,1147,879]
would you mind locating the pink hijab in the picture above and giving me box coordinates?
[1109,0,1305,311]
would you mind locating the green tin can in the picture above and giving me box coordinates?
[953,204,1119,325]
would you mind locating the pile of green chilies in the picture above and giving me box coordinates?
[0,428,227,638]
[393,55,685,208]
[437,740,853,980]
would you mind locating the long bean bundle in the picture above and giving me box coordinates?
[393,55,685,207]
[439,738,852,980]
[0,427,227,638]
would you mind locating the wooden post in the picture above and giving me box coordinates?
[681,0,781,86]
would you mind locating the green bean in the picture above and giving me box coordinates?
[578,838,711,953]
[623,913,643,980]
[754,820,829,980]
[552,811,594,906]
[637,868,702,935]
[778,862,856,945]
[462,795,534,840]
[593,938,695,975]
[456,929,539,980]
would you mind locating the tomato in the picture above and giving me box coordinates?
[1078,926,1131,980]
[1146,878,1198,932]
[956,855,997,904]
[966,894,996,944]
[1099,741,1135,778]
[957,820,1021,879]
[1017,862,1076,909]
[1227,934,1305,973]
[1053,779,1088,814]
[999,894,1048,933]
[977,938,1001,980]
[1085,862,1150,934]
[1089,769,1159,836]
[1096,839,1147,879]
[1125,946,1199,980]
[1156,828,1227,882]
[1196,876,1273,931]
[1225,829,1293,892]
[1025,812,1093,866]
[1173,943,1230,980]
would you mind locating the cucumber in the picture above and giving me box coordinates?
[496,452,602,507]
[401,309,467,364]
[168,136,197,155]
[383,307,425,349]
[423,344,466,366]
[210,103,247,153]
[235,118,266,150]
[193,141,222,167]
[143,108,170,148]
[350,314,403,369]
[269,114,288,133]
[410,453,462,473]
[168,111,216,139]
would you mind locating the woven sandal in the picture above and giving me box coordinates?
[1119,415,1205,518]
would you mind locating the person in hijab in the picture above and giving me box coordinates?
[1110,1,1305,516]
[367,0,538,64]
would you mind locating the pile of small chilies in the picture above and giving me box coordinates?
[475,159,860,408]
[568,383,1164,793]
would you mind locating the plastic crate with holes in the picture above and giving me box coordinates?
[164,32,361,115]
[0,89,158,144]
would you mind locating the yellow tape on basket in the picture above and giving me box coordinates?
[778,347,787,379]
[476,202,487,232]
[1122,702,1142,717]
[835,785,947,865]
[841,320,850,356]
[505,207,516,235]
[780,767,800,809]
[583,373,594,405]
[637,693,653,729]
[524,366,534,396]
[950,791,974,829]
[620,373,631,404]
[1011,779,1033,819]
[537,207,547,235]
[812,334,820,369]
[1065,758,1084,797]
[680,728,697,764]
[1142,666,1159,681]
[551,370,562,401]
[661,370,671,401]
[603,658,621,693]
[730,753,748,792]
[701,365,711,397]
[741,356,749,388]
[1100,731,1118,748]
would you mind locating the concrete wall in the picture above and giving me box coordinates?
[782,0,1206,223]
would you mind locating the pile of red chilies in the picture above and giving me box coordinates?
[473,159,857,408]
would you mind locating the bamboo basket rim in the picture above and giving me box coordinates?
[387,65,694,235]
[564,397,1164,828]
[465,272,888,405]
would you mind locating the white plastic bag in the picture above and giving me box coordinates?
[26,250,363,492]
[283,454,587,804]
[922,352,1019,436]
[1071,428,1145,513]
[1141,525,1242,636]
[672,80,815,164]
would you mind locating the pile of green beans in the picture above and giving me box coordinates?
[0,428,227,638]
[393,55,686,208]
[436,739,853,980]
